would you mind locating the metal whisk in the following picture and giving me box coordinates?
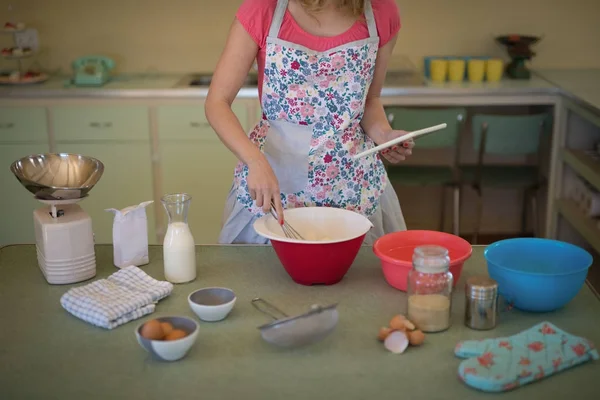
[270,201,305,240]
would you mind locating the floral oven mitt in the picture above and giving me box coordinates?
[454,322,598,392]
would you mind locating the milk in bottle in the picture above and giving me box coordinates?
[161,193,196,283]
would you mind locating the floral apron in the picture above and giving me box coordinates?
[219,0,406,244]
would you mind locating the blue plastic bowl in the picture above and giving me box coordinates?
[484,238,593,312]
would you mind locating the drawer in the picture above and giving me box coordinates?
[0,107,48,142]
[52,106,149,142]
[158,103,247,140]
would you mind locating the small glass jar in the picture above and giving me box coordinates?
[406,245,453,333]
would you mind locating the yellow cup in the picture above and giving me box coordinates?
[486,58,504,82]
[467,59,485,82]
[448,59,466,82]
[430,59,448,82]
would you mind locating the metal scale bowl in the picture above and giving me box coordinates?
[10,153,104,284]
[495,35,542,80]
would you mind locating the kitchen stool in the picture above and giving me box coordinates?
[463,113,550,244]
[385,107,466,235]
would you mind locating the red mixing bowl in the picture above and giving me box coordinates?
[373,230,473,291]
[253,207,373,285]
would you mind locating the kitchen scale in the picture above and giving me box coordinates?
[10,153,105,285]
[495,35,542,79]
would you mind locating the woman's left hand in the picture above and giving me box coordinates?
[379,130,414,163]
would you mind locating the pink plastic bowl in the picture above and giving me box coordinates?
[373,230,473,292]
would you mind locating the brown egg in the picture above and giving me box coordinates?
[160,322,174,337]
[389,315,407,331]
[165,329,188,341]
[140,319,164,340]
[378,326,393,341]
[408,330,426,346]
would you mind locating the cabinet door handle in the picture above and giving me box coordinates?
[89,122,113,128]
[0,122,15,129]
[189,121,209,128]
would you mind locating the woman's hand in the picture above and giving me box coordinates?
[247,155,285,223]
[379,130,415,164]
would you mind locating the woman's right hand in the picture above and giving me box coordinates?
[247,155,284,224]
[203,19,284,221]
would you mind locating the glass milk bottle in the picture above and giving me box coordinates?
[161,193,196,283]
[407,245,453,333]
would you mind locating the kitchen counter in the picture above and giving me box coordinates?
[0,74,189,99]
[1,244,599,400]
[535,69,600,113]
[4,69,600,117]
[0,71,561,101]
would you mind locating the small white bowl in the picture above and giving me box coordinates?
[135,316,199,362]
[188,287,236,322]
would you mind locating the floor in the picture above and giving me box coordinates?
[468,233,600,296]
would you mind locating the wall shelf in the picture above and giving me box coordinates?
[562,149,600,191]
[2,52,33,60]
[557,198,600,254]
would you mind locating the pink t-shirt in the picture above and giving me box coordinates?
[236,0,401,98]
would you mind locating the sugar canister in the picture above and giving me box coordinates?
[407,245,453,333]
[464,276,498,330]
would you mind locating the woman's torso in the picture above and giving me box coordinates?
[236,0,401,99]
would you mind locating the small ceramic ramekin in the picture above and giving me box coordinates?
[188,287,236,322]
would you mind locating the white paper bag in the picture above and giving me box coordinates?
[105,201,154,268]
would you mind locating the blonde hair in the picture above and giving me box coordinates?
[298,0,365,18]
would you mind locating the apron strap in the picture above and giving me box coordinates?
[268,0,378,39]
[364,0,378,39]
[268,0,289,39]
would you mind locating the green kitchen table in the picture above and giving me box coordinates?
[1,244,599,400]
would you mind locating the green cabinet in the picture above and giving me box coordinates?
[52,106,149,141]
[157,104,245,243]
[0,144,50,245]
[53,106,156,245]
[0,106,49,245]
[0,100,257,247]
[0,107,48,142]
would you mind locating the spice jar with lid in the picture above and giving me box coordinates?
[406,245,453,333]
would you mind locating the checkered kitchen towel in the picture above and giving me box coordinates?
[60,266,173,329]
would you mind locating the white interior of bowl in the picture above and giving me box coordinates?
[253,207,373,244]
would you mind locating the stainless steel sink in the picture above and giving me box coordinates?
[175,73,258,88]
